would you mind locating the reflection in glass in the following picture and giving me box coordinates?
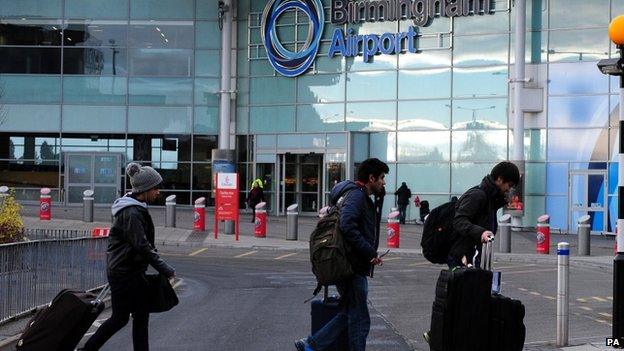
[61,134,125,155]
[346,71,397,101]
[548,96,609,128]
[549,0,609,29]
[398,69,451,100]
[129,77,192,105]
[63,76,126,104]
[508,129,546,162]
[297,104,344,132]
[62,106,126,133]
[453,66,508,98]
[0,48,61,74]
[453,34,509,66]
[326,162,345,192]
[193,135,217,162]
[194,107,219,134]
[396,163,450,193]
[249,76,296,104]
[346,102,396,131]
[130,0,194,20]
[2,105,61,132]
[548,29,609,63]
[63,48,127,75]
[128,48,192,76]
[128,107,192,134]
[63,21,127,47]
[0,0,62,18]
[398,49,452,69]
[370,133,396,162]
[451,163,496,193]
[297,74,345,103]
[452,130,507,161]
[454,6,509,34]
[65,0,128,19]
[129,21,194,48]
[250,106,295,133]
[452,98,507,129]
[549,62,609,95]
[0,76,60,103]
[0,21,62,45]
[4,134,61,161]
[398,100,451,130]
[548,128,608,162]
[397,131,449,162]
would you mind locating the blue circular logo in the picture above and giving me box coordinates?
[261,0,324,77]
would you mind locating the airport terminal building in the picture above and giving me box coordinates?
[0,0,621,233]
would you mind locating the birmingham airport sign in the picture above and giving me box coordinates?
[261,0,495,77]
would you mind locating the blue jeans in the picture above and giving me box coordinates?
[308,274,370,351]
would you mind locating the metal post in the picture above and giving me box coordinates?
[557,242,570,347]
[286,204,298,241]
[577,214,591,256]
[0,186,8,208]
[218,0,233,150]
[82,190,94,223]
[498,213,512,253]
[165,195,177,228]
[615,48,624,346]
[512,0,527,229]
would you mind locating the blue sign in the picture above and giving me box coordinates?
[329,26,419,62]
[261,0,324,77]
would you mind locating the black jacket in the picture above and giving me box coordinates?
[107,204,175,279]
[394,184,411,206]
[331,180,378,276]
[453,175,507,245]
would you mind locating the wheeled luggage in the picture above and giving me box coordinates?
[16,286,109,351]
[311,286,349,350]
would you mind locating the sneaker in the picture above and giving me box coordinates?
[423,331,431,344]
[294,338,313,351]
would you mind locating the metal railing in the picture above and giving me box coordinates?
[0,238,107,324]
[22,228,91,241]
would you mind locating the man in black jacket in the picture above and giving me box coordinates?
[82,163,175,351]
[296,158,389,351]
[449,161,520,268]
[394,182,411,224]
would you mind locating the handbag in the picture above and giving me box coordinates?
[145,274,179,313]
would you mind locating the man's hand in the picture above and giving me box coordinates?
[371,257,383,266]
[481,231,494,243]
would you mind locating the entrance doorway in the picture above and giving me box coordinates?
[568,170,608,234]
[64,152,122,205]
[281,154,323,214]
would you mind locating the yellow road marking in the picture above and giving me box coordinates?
[189,248,208,256]
[530,291,541,296]
[543,295,556,300]
[275,253,298,260]
[599,312,612,318]
[518,288,528,292]
[382,257,402,262]
[580,306,593,311]
[592,296,608,302]
[408,262,431,267]
[608,296,614,300]
[577,298,587,303]
[234,250,258,258]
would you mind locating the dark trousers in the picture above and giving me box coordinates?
[398,204,407,224]
[251,206,256,223]
[83,274,150,351]
[447,234,481,269]
[308,274,370,351]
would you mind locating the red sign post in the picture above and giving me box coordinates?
[214,173,240,240]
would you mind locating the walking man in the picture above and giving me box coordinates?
[296,158,389,351]
[394,182,411,224]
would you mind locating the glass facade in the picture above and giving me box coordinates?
[0,0,620,231]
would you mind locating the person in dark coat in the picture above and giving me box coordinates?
[247,179,265,223]
[82,163,175,351]
[394,182,411,224]
[296,158,389,351]
[448,161,519,268]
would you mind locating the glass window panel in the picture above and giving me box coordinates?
[452,130,508,161]
[520,195,546,227]
[195,50,220,77]
[546,195,567,230]
[297,104,345,132]
[250,106,295,133]
[549,62,609,95]
[512,30,548,64]
[525,162,546,194]
[194,106,219,134]
[546,162,568,195]
[297,74,345,103]
[548,29,609,63]
[398,49,452,69]
[346,71,397,101]
[0,76,60,103]
[398,100,451,130]
[236,74,249,106]
[196,21,221,49]
[63,21,127,46]
[236,106,249,134]
[0,48,61,74]
[615,0,624,18]
[128,106,192,134]
[549,0,609,29]
[451,162,496,193]
[315,44,346,73]
[63,76,127,104]
[2,105,60,132]
[346,102,396,131]
[146,136,191,162]
[65,0,128,19]
[237,48,250,77]
[197,0,219,20]
[548,96,609,128]
[3,134,60,160]
[0,20,62,46]
[129,21,194,48]
[131,0,194,19]
[256,135,276,149]
[398,69,451,100]
[399,16,451,34]
[62,106,126,133]
[193,135,217,162]
[195,78,219,106]
[327,134,347,149]
[249,76,296,104]
[0,162,59,195]
[369,133,396,162]
[250,59,275,76]
[0,0,61,18]
[453,34,509,66]
[453,66,508,98]
[454,7,508,34]
[397,163,450,193]
[509,129,546,162]
[128,48,192,76]
[145,162,191,188]
[344,55,397,72]
[193,163,213,190]
[452,98,508,129]
[398,131,449,162]
[129,77,192,105]
[61,134,126,155]
[548,129,608,162]
[63,47,127,75]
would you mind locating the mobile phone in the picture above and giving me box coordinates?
[378,249,390,258]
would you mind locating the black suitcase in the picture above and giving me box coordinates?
[490,293,526,351]
[16,286,109,351]
[311,286,349,350]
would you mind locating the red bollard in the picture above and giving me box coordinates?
[39,188,52,220]
[254,202,267,238]
[194,197,206,231]
[387,211,401,248]
[536,214,550,254]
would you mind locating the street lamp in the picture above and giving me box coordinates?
[598,14,624,348]
[456,105,496,123]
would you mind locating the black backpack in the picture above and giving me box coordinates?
[309,190,356,289]
[420,201,456,264]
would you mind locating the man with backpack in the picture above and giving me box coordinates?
[296,158,389,351]
[394,182,411,224]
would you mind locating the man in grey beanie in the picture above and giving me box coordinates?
[82,163,175,351]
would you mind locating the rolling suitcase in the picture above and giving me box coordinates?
[310,286,349,350]
[16,285,110,351]
[428,240,493,351]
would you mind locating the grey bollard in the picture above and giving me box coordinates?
[82,189,94,223]
[498,214,512,253]
[578,215,591,256]
[287,204,299,241]
[0,185,8,208]
[165,195,177,228]
[557,242,570,347]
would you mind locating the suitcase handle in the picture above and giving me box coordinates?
[480,236,494,271]
[94,284,110,304]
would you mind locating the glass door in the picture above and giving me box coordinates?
[300,154,321,213]
[65,152,121,205]
[568,170,607,234]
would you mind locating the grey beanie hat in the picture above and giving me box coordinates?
[126,162,163,193]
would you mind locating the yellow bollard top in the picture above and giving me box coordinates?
[609,15,624,46]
